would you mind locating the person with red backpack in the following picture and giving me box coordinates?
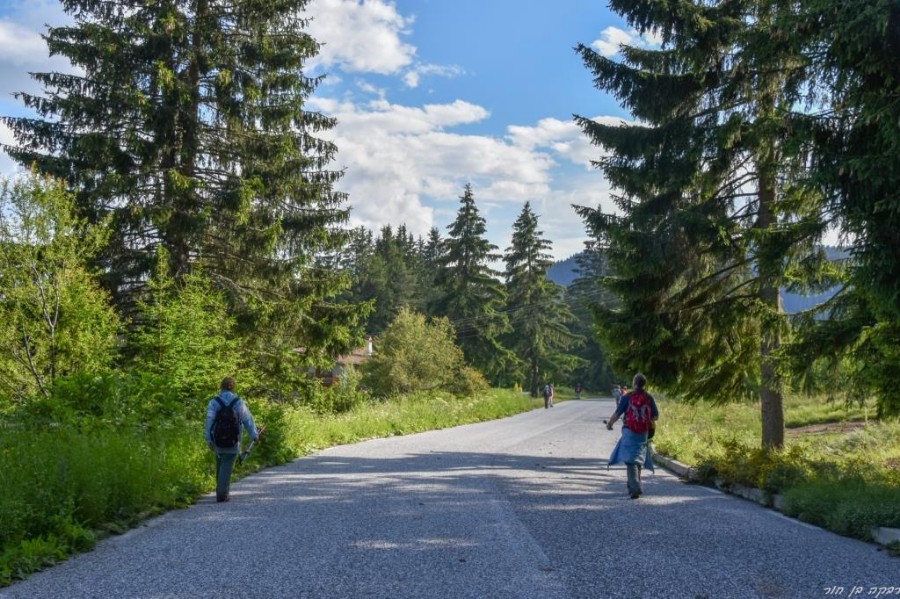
[205,376,260,503]
[605,373,659,499]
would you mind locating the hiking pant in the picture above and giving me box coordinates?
[626,462,642,495]
[215,452,238,500]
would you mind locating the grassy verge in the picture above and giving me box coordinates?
[653,394,900,543]
[0,389,539,586]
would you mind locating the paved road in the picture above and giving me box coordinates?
[3,399,898,599]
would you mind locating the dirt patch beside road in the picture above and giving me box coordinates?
[786,420,868,436]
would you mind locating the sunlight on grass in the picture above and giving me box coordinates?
[0,389,538,585]
[652,393,900,541]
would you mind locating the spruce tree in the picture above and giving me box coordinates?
[3,0,363,369]
[367,225,427,332]
[435,184,510,379]
[787,0,900,416]
[575,0,830,448]
[502,202,582,395]
[567,242,617,393]
[419,227,446,317]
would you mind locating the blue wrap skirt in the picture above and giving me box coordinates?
[608,427,655,471]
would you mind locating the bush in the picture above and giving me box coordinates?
[0,174,120,406]
[447,366,489,396]
[363,307,469,396]
[782,480,900,538]
[694,439,811,494]
[306,367,368,415]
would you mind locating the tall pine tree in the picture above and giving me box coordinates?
[575,0,830,448]
[502,202,583,395]
[787,0,900,416]
[566,241,617,393]
[3,0,364,370]
[435,184,510,380]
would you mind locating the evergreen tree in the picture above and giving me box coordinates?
[335,225,432,334]
[2,0,362,366]
[567,242,617,393]
[435,184,510,379]
[422,227,444,271]
[132,253,239,400]
[575,0,831,448]
[367,225,427,332]
[420,227,445,315]
[502,202,583,395]
[787,0,900,416]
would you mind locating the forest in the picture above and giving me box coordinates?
[1,0,899,583]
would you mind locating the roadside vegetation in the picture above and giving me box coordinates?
[653,394,900,544]
[0,386,538,586]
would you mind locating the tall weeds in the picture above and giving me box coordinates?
[1,389,537,585]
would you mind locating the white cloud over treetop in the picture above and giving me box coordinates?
[591,26,663,57]
[311,92,624,257]
[507,116,627,169]
[311,96,558,236]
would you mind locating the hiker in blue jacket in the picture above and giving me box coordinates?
[605,373,658,499]
[205,377,260,503]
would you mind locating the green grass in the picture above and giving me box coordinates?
[653,393,900,543]
[0,389,538,585]
[783,395,871,428]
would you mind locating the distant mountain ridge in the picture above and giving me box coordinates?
[547,255,580,287]
[548,248,847,314]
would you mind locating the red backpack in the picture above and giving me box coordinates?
[623,390,652,434]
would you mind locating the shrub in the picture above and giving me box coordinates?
[447,366,489,396]
[0,174,120,406]
[307,366,368,415]
[782,480,900,538]
[694,439,811,494]
[363,307,469,396]
[130,257,241,399]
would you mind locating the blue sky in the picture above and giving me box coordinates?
[0,0,660,260]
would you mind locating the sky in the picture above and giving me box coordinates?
[0,0,661,261]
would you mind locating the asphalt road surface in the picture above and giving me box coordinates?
[3,399,898,599]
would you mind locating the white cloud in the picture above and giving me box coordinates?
[311,96,559,236]
[591,26,662,58]
[306,1,463,92]
[310,94,624,259]
[0,15,75,103]
[356,80,386,99]
[0,21,47,65]
[403,63,464,89]
[507,115,628,169]
[0,122,18,176]
[0,2,73,176]
[306,0,416,74]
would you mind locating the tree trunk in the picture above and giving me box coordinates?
[756,168,785,450]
